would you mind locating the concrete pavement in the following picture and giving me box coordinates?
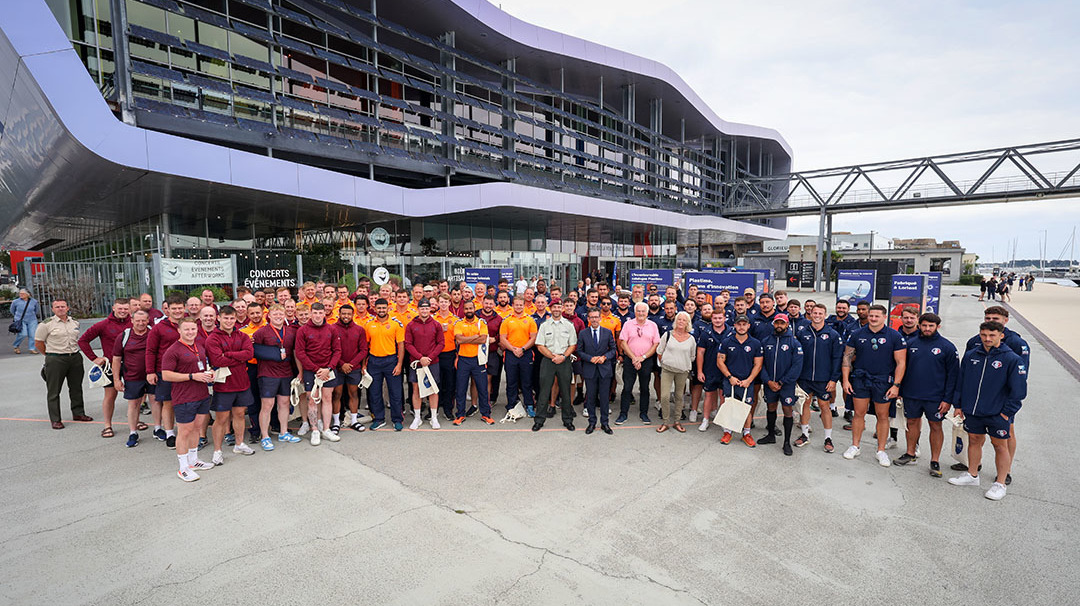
[0,286,1074,605]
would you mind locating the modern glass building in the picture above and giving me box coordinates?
[1,0,791,285]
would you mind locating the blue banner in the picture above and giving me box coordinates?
[683,271,757,297]
[837,269,876,304]
[733,268,772,293]
[921,271,942,314]
[628,269,674,289]
[464,268,509,288]
[889,274,926,329]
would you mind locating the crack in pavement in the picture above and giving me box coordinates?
[610,442,710,518]
[493,551,546,605]
[128,502,432,606]
[0,492,166,546]
[329,446,708,605]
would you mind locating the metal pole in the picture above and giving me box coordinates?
[152,253,165,306]
[824,214,834,292]
[868,231,874,261]
[815,205,826,292]
[230,254,239,299]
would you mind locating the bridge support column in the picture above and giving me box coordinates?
[815,205,826,291]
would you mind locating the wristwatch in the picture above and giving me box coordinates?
[892,382,901,387]
[188,373,193,380]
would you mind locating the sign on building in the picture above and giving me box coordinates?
[161,258,233,286]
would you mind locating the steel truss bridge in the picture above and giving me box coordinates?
[719,137,1080,288]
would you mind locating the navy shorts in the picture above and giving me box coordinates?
[797,379,834,402]
[763,383,798,406]
[212,389,254,412]
[123,379,152,401]
[722,382,754,403]
[174,397,211,424]
[487,351,502,376]
[903,397,944,421]
[303,369,342,391]
[703,372,723,393]
[964,413,1011,439]
[852,374,896,405]
[154,374,172,403]
[343,367,367,386]
[258,376,293,398]
[407,359,441,384]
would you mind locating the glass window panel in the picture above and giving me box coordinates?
[197,22,229,51]
[491,226,510,252]
[126,0,165,31]
[167,13,196,43]
[230,32,267,62]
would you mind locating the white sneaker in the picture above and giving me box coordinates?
[689,410,698,423]
[915,445,921,457]
[698,418,710,432]
[322,429,340,442]
[876,450,891,467]
[211,451,224,466]
[191,459,214,471]
[583,407,589,418]
[409,415,422,430]
[885,437,897,450]
[949,473,980,486]
[177,468,200,482]
[297,421,310,436]
[430,416,441,430]
[843,445,861,459]
[985,482,1007,501]
[233,443,255,456]
[310,429,321,446]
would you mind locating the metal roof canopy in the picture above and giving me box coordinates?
[722,137,1080,220]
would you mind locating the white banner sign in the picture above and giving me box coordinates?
[161,258,233,286]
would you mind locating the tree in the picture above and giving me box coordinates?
[420,237,440,257]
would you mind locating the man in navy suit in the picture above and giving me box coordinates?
[578,308,617,434]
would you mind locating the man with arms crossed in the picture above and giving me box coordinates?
[206,306,259,460]
[896,312,958,476]
[111,310,153,447]
[841,304,907,467]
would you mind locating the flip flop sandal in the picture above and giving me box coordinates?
[136,421,149,430]
[101,427,115,438]
[656,425,668,433]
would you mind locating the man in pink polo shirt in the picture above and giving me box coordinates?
[617,302,660,425]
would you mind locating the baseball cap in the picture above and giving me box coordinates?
[773,313,789,323]
[418,298,431,308]
[549,298,562,306]
[734,315,750,324]
[422,285,435,292]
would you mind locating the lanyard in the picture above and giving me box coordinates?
[273,324,286,346]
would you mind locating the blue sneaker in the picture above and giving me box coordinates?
[640,415,651,425]
[393,422,403,431]
[260,437,275,451]
[224,433,235,446]
[198,436,208,450]
[126,433,139,448]
[614,414,628,425]
[526,406,536,418]
[153,428,166,441]
[278,432,301,443]
[370,420,386,431]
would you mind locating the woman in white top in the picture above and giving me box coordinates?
[656,311,695,433]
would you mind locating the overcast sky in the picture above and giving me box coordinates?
[496,0,1080,264]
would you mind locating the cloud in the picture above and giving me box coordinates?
[495,0,1080,260]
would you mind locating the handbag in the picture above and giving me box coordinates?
[946,410,969,465]
[88,360,112,389]
[8,300,27,334]
[413,362,440,398]
[715,385,752,430]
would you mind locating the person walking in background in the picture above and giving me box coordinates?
[11,288,40,354]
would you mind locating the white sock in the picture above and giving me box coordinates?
[154,425,162,432]
[350,412,357,424]
[413,409,420,417]
[187,449,197,465]
[213,450,222,457]
[165,429,175,438]
[177,454,187,471]
[743,428,751,436]
[130,431,138,436]
[824,428,833,439]
[801,424,810,436]
[830,404,837,411]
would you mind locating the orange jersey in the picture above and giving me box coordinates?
[239,319,266,363]
[599,313,622,338]
[499,313,537,348]
[365,316,405,357]
[494,305,513,318]
[433,311,459,352]
[453,317,488,357]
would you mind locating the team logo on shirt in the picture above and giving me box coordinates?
[991,361,1003,369]
[821,334,829,340]
[877,337,887,345]
[931,348,941,355]
[1018,364,1027,375]
[744,345,752,352]
[781,344,789,351]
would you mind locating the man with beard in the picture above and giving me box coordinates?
[453,300,493,425]
[758,315,804,456]
[476,295,504,410]
[333,304,369,432]
[841,305,907,467]
[364,299,406,431]
[77,298,131,439]
[716,315,763,446]
[896,312,958,476]
[405,299,444,429]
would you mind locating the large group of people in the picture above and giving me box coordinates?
[36,274,1029,500]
